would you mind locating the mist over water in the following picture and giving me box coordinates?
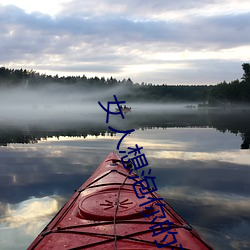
[0,84,197,125]
[0,84,250,249]
[0,85,99,121]
[1,84,250,148]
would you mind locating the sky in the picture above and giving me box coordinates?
[0,0,250,85]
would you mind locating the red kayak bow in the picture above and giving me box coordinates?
[28,152,213,249]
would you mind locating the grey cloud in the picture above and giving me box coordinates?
[185,13,250,49]
[1,4,249,50]
[59,0,216,18]
[0,3,249,83]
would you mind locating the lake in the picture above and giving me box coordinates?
[0,104,250,249]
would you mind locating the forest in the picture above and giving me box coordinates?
[0,63,250,104]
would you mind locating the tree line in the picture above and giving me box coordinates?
[0,63,249,104]
[208,63,250,105]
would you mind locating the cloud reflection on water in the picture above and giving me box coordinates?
[0,196,59,228]
[0,196,62,250]
[152,150,250,166]
[0,127,250,249]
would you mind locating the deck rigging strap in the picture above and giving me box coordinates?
[113,166,131,249]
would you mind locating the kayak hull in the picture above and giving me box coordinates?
[28,152,213,249]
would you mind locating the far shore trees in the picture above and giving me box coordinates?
[0,63,250,104]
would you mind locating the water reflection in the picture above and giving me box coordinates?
[0,196,59,228]
[0,108,250,249]
[0,107,250,149]
[0,196,62,250]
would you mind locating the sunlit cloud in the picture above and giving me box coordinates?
[0,0,66,16]
[152,46,250,62]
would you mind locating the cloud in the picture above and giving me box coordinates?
[0,1,250,84]
[3,4,249,48]
[58,0,245,19]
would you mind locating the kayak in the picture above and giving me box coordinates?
[28,152,213,249]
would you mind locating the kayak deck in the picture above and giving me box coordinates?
[28,152,213,249]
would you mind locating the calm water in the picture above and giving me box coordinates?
[0,105,250,249]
